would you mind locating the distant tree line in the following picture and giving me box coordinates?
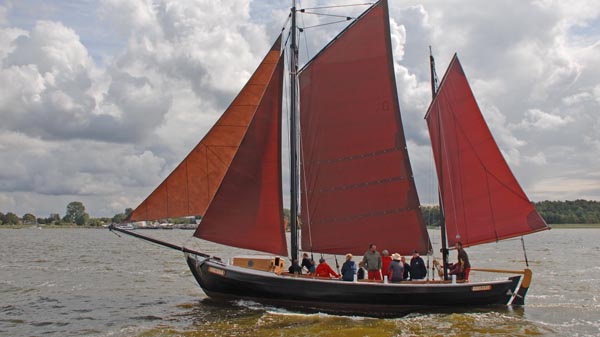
[534,200,600,224]
[2,199,599,227]
[420,199,600,226]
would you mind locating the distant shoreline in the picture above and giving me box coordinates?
[424,224,600,229]
[547,223,600,229]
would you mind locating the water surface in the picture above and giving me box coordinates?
[1,228,599,336]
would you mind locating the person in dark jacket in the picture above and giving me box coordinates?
[301,253,315,274]
[410,250,427,280]
[288,258,302,274]
[341,253,357,281]
[449,241,471,280]
[401,256,411,280]
[357,261,366,280]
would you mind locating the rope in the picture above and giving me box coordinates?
[301,20,352,30]
[299,123,314,249]
[301,11,354,20]
[521,236,530,267]
[301,3,373,10]
[299,5,311,62]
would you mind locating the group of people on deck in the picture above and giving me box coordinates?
[288,242,468,282]
[356,243,427,282]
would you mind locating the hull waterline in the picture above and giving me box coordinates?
[186,254,523,317]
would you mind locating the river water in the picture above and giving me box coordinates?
[1,228,599,336]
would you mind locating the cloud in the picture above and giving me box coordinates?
[1,0,600,218]
[516,109,574,130]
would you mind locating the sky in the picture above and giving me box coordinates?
[0,0,599,218]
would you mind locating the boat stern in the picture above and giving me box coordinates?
[510,268,532,306]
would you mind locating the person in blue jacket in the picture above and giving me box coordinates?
[341,253,357,281]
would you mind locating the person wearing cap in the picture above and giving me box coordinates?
[410,249,427,280]
[341,253,357,281]
[362,243,382,280]
[387,253,404,282]
[314,257,340,278]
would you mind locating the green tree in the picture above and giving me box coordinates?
[0,211,4,225]
[22,213,37,224]
[112,213,126,223]
[4,212,20,225]
[64,201,88,224]
[112,208,134,224]
[75,213,89,226]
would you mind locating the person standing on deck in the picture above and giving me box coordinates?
[357,261,366,280]
[450,241,471,281]
[401,256,411,280]
[410,250,427,280]
[381,250,392,277]
[387,253,404,282]
[362,243,382,280]
[341,253,357,281]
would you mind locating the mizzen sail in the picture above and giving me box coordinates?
[425,55,548,248]
[298,0,431,255]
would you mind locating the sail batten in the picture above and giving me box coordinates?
[426,55,549,248]
[299,0,431,256]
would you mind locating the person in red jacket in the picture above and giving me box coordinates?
[314,258,340,278]
[381,249,392,278]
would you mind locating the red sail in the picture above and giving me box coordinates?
[298,0,431,256]
[425,55,548,248]
[194,48,287,256]
[129,37,283,223]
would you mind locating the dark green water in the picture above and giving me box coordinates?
[1,228,599,336]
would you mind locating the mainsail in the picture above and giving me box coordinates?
[425,55,548,248]
[298,0,431,255]
[129,37,287,256]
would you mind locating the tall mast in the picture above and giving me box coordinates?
[289,1,300,261]
[429,47,449,280]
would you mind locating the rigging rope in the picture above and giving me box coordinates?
[521,236,530,267]
[299,5,311,62]
[300,11,354,20]
[301,20,352,30]
[299,123,314,250]
[301,3,373,10]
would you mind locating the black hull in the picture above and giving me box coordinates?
[186,254,523,317]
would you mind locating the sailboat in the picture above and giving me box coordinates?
[110,0,549,317]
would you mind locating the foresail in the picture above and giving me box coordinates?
[298,0,431,256]
[194,44,287,256]
[425,55,549,248]
[128,37,283,223]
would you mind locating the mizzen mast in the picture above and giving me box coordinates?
[429,46,449,280]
